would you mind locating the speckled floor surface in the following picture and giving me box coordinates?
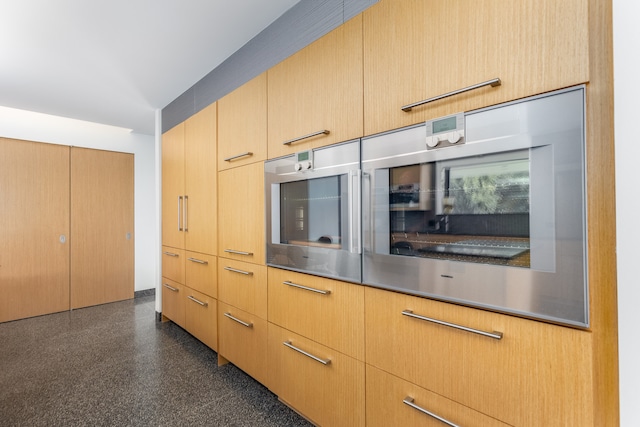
[0,295,312,427]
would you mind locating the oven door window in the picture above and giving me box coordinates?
[388,150,532,268]
[279,175,346,249]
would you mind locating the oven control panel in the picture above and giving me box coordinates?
[425,113,465,149]
[294,149,314,171]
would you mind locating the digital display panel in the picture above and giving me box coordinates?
[432,116,457,134]
[297,151,310,162]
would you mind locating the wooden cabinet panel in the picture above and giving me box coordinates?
[70,148,134,309]
[365,287,594,426]
[0,139,70,322]
[218,72,267,170]
[184,287,217,351]
[363,0,589,136]
[268,268,364,361]
[217,162,264,264]
[267,323,365,427]
[366,365,510,427]
[161,278,185,328]
[218,302,268,385]
[185,251,216,298]
[162,123,185,249]
[267,15,363,159]
[218,260,267,320]
[161,247,185,284]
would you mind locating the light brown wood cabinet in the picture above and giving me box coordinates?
[363,0,590,136]
[365,286,594,426]
[184,287,217,351]
[218,260,267,320]
[267,15,363,159]
[161,278,185,328]
[218,72,267,170]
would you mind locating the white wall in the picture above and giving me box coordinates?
[0,106,157,292]
[613,0,640,425]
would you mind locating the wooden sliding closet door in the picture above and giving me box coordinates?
[70,148,134,309]
[0,138,70,322]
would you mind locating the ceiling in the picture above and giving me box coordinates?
[0,0,300,135]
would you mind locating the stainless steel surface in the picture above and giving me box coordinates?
[184,195,189,232]
[283,341,331,365]
[224,249,254,256]
[224,312,253,328]
[187,257,208,265]
[178,196,183,231]
[402,397,460,427]
[224,152,254,162]
[187,295,208,307]
[363,86,589,327]
[224,266,253,276]
[402,310,503,340]
[401,78,501,112]
[348,169,362,254]
[163,283,178,292]
[163,251,179,257]
[282,129,330,146]
[283,280,331,295]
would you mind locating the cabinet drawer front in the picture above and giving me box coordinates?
[185,251,217,298]
[365,287,594,426]
[162,246,185,283]
[267,323,365,427]
[218,260,267,319]
[161,278,185,328]
[268,268,364,360]
[366,365,509,427]
[218,302,268,385]
[184,287,217,351]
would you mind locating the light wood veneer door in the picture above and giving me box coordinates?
[70,148,134,309]
[218,260,267,320]
[184,287,217,351]
[161,278,185,328]
[363,0,589,136]
[0,139,70,322]
[162,122,185,250]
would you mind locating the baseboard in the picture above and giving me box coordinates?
[134,288,156,299]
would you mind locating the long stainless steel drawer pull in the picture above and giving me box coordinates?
[403,397,461,427]
[224,249,253,256]
[187,257,208,265]
[163,283,179,292]
[187,295,208,307]
[401,78,502,112]
[282,129,330,145]
[224,312,253,328]
[163,251,179,257]
[224,152,253,162]
[283,341,331,365]
[402,310,503,340]
[283,281,331,295]
[224,266,253,276]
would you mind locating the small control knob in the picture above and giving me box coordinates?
[294,163,302,171]
[426,135,440,148]
[448,131,462,144]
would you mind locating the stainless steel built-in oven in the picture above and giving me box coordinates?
[362,86,589,327]
[265,140,361,282]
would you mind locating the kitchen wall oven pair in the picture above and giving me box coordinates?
[265,86,589,328]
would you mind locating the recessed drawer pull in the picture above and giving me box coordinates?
[403,397,461,427]
[163,251,179,257]
[224,312,253,328]
[187,295,208,307]
[187,257,208,265]
[282,129,330,146]
[224,152,253,162]
[163,283,179,292]
[224,249,253,256]
[283,341,331,366]
[401,78,502,112]
[282,281,331,295]
[224,266,253,276]
[402,310,503,340]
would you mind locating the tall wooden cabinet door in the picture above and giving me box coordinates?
[218,73,267,170]
[267,15,363,159]
[70,148,134,309]
[363,0,589,136]
[217,162,264,265]
[161,278,185,328]
[185,103,217,255]
[0,139,70,323]
[162,122,185,249]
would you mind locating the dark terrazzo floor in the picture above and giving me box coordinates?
[0,295,312,427]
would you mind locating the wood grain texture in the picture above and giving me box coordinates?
[267,14,364,159]
[161,278,185,328]
[161,122,185,249]
[184,286,217,351]
[365,287,594,426]
[218,260,267,320]
[363,0,590,136]
[185,251,217,298]
[267,267,365,361]
[218,72,267,171]
[0,139,70,322]
[70,147,134,309]
[161,246,185,284]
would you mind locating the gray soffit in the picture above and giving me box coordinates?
[162,0,378,133]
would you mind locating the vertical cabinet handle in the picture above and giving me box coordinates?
[283,341,331,365]
[403,397,461,427]
[187,295,208,307]
[177,196,183,231]
[401,78,502,112]
[183,195,188,232]
[282,130,330,146]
